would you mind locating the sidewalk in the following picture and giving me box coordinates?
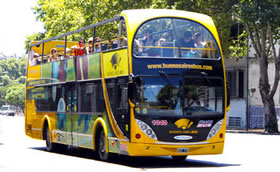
[226,128,280,135]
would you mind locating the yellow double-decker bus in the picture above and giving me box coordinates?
[25,9,229,161]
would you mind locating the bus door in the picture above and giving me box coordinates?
[106,78,130,139]
[65,83,78,146]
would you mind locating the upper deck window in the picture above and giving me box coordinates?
[133,18,220,59]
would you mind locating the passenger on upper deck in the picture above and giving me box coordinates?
[139,29,158,56]
[194,32,203,49]
[72,39,86,56]
[48,48,58,62]
[65,48,71,58]
[94,37,101,53]
[179,31,195,57]
[33,53,40,65]
[194,32,204,56]
[179,31,195,49]
[87,37,93,54]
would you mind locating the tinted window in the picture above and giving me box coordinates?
[79,81,105,113]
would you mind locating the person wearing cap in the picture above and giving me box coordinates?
[33,52,40,65]
[179,31,195,49]
[178,31,195,57]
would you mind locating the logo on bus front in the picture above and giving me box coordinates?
[174,118,193,130]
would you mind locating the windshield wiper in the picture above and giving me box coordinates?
[159,71,173,86]
[201,72,212,85]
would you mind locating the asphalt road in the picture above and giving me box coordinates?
[0,115,279,172]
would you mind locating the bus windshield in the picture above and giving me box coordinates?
[134,75,224,116]
[133,18,220,59]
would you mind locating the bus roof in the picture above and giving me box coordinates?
[121,9,213,23]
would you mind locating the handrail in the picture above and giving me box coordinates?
[30,16,122,48]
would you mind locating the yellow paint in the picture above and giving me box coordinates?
[175,118,194,130]
[103,49,129,78]
[30,40,77,55]
[27,65,41,81]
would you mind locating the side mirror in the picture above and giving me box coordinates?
[226,81,230,108]
[128,82,135,102]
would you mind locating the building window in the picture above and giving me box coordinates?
[226,70,244,98]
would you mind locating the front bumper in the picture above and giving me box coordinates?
[127,141,224,156]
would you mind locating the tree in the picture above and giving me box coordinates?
[32,0,158,41]
[234,0,280,133]
[156,0,241,57]
[5,84,25,109]
[25,33,45,53]
[0,57,26,108]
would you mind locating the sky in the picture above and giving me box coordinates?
[0,0,44,57]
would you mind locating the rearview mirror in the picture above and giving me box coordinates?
[226,81,230,108]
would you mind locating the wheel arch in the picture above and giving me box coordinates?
[41,115,52,140]
[92,117,108,151]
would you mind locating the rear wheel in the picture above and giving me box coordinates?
[97,129,110,161]
[171,156,187,161]
[45,124,67,152]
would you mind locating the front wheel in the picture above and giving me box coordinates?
[171,156,187,161]
[97,129,110,161]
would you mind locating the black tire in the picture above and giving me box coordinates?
[97,129,110,161]
[171,156,187,161]
[45,125,67,152]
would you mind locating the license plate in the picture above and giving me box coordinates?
[177,148,189,153]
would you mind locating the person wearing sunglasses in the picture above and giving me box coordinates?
[48,48,58,62]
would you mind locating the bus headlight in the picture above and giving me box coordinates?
[207,119,224,140]
[136,119,158,140]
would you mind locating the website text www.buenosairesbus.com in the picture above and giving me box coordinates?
[147,63,213,70]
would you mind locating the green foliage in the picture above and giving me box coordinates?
[0,57,26,108]
[25,33,45,53]
[5,84,25,109]
[229,30,248,59]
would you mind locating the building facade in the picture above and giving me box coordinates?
[225,52,280,130]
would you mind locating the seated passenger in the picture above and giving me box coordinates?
[94,37,101,53]
[180,31,195,48]
[194,32,204,56]
[65,48,72,58]
[72,39,86,56]
[157,38,167,46]
[139,29,158,56]
[179,31,195,57]
[201,40,216,58]
[87,37,94,54]
[33,53,40,65]
[48,48,58,62]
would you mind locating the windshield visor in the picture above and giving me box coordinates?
[134,76,224,116]
[133,18,220,59]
